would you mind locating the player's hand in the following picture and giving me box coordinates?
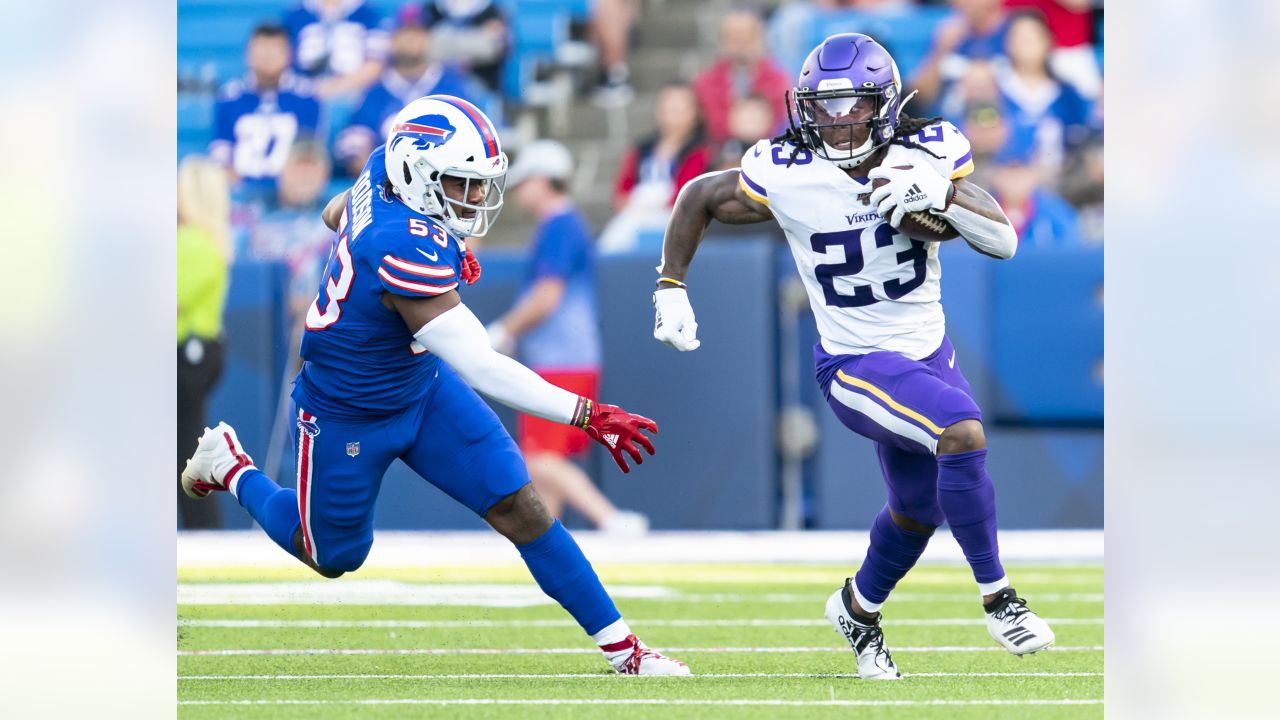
[867,164,952,228]
[653,287,701,351]
[461,248,482,285]
[585,402,658,473]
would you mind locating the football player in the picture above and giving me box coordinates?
[652,34,1054,679]
[181,95,688,676]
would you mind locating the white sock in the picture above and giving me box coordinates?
[592,618,634,661]
[979,576,1010,598]
[852,583,885,616]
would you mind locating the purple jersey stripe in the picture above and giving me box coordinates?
[739,170,768,197]
[953,150,973,169]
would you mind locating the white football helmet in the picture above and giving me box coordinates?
[384,95,508,237]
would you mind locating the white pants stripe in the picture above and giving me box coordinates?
[829,381,939,453]
[297,409,317,561]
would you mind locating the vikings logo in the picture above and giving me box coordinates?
[389,114,457,152]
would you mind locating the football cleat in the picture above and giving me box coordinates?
[601,634,691,676]
[825,580,901,680]
[985,587,1056,655]
[181,422,256,499]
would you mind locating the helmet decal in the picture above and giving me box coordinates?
[434,95,499,159]
[389,114,458,152]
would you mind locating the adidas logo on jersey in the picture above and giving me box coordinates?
[902,184,927,205]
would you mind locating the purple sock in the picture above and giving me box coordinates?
[936,449,1005,584]
[853,506,933,611]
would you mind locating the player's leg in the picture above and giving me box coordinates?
[820,348,975,678]
[926,342,1055,654]
[399,365,688,675]
[181,406,396,579]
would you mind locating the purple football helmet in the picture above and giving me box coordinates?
[788,33,908,169]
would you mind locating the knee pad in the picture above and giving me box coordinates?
[316,541,372,576]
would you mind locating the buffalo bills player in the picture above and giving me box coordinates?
[181,95,689,676]
[652,34,1054,678]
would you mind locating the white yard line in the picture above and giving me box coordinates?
[178,529,1103,567]
[178,671,1103,680]
[179,618,1103,629]
[178,645,1103,656]
[178,698,1103,707]
[679,592,1104,603]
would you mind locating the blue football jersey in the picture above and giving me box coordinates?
[210,73,321,184]
[295,146,465,420]
[283,0,389,78]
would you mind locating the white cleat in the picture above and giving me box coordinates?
[985,587,1056,655]
[825,580,901,680]
[602,634,691,676]
[180,422,256,499]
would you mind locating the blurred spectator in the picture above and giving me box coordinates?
[957,101,1009,188]
[335,6,481,177]
[990,135,1081,247]
[590,0,639,106]
[177,157,233,529]
[600,84,711,253]
[938,57,1001,122]
[912,0,1009,109]
[995,10,1093,176]
[691,8,791,144]
[712,95,777,171]
[1004,0,1101,98]
[421,0,510,96]
[489,141,649,534]
[283,0,388,99]
[210,23,322,205]
[1059,134,1103,245]
[768,0,915,79]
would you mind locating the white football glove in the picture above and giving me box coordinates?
[867,163,953,228]
[653,287,701,352]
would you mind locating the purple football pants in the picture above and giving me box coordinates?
[816,336,1006,597]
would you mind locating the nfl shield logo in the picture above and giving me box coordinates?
[346,442,361,457]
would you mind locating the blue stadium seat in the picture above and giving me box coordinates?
[810,7,951,82]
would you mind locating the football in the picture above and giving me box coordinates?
[860,168,961,243]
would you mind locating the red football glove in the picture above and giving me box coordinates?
[461,248,482,285]
[584,402,658,473]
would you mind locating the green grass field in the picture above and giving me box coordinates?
[177,562,1103,718]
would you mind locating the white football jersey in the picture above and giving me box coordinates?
[737,120,976,360]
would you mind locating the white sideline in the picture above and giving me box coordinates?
[179,672,1103,680]
[179,617,1103,628]
[178,645,1103,656]
[178,529,1103,567]
[178,698,1103,707]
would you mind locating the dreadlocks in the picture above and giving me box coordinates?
[770,112,946,168]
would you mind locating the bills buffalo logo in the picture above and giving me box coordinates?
[389,114,457,152]
[298,418,320,438]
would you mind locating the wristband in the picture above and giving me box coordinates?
[571,396,594,429]
[656,277,687,290]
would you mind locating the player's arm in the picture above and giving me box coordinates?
[653,170,772,352]
[938,178,1018,260]
[387,290,657,472]
[657,169,772,283]
[322,190,351,231]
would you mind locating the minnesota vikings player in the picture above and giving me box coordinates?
[652,34,1054,679]
[181,95,689,676]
